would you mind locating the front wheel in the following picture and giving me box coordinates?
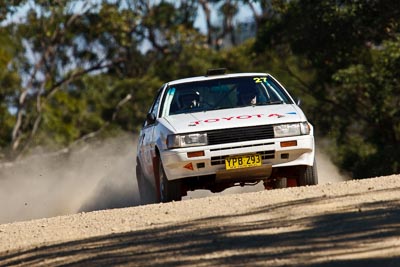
[298,160,318,186]
[158,159,182,202]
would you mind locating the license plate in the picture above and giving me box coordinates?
[225,154,262,170]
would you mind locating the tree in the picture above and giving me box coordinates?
[2,1,147,158]
[0,0,214,160]
[254,0,400,178]
[0,30,20,154]
[332,37,400,177]
[0,0,26,21]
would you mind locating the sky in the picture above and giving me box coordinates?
[194,2,259,33]
[4,0,259,31]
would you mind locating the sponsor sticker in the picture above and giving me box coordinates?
[190,112,296,125]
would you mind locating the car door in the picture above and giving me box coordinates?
[138,86,165,182]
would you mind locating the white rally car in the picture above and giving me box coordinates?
[136,69,317,203]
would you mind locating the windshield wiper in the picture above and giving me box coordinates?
[256,100,284,106]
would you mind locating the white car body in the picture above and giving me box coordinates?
[136,71,317,203]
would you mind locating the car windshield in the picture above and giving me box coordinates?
[161,75,293,116]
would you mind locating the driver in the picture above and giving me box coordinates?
[180,91,200,109]
[237,85,257,106]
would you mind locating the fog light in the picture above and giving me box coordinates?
[197,162,205,168]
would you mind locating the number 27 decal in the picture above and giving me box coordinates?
[253,77,267,83]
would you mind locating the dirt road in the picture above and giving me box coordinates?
[0,135,398,266]
[1,174,400,266]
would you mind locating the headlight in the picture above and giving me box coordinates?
[167,133,208,148]
[299,122,311,135]
[274,122,310,137]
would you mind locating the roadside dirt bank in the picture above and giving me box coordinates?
[1,174,400,266]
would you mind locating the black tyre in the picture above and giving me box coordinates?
[158,160,182,202]
[136,163,156,204]
[298,160,318,186]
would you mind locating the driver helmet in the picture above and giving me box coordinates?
[179,91,200,108]
[237,84,257,105]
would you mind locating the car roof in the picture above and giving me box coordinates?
[166,72,270,86]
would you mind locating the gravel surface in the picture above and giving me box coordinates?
[1,174,400,266]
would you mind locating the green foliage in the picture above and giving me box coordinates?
[256,0,400,178]
[256,0,399,79]
[40,91,84,147]
[1,0,399,180]
[214,39,258,73]
[147,26,214,81]
[0,28,20,150]
[332,37,400,178]
[104,75,163,131]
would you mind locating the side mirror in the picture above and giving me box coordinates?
[146,113,156,125]
[296,98,301,106]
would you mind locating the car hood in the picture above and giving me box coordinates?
[161,104,307,133]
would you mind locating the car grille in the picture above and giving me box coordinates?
[207,124,274,146]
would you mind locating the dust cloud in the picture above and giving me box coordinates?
[0,134,348,224]
[0,133,140,224]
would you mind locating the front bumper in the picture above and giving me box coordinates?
[161,135,315,181]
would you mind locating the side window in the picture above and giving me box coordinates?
[143,85,164,127]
